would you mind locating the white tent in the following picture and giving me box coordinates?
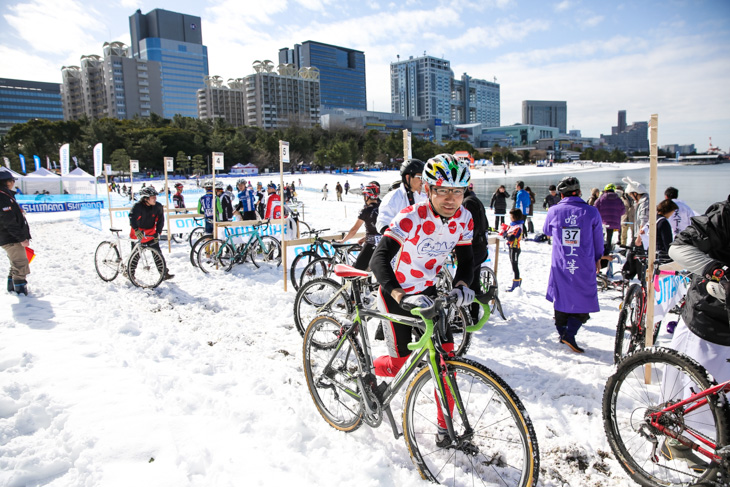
[63,167,96,194]
[20,167,62,195]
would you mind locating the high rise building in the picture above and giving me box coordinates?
[522,100,567,134]
[129,8,209,118]
[60,42,162,121]
[197,76,246,126]
[0,78,63,136]
[601,111,649,153]
[390,55,499,126]
[278,41,365,110]
[616,110,627,134]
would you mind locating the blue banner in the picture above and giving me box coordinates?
[33,155,41,171]
[19,155,26,173]
[19,200,104,213]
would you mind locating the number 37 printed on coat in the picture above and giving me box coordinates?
[561,227,581,247]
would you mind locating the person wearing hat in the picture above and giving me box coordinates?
[543,176,604,353]
[594,183,626,253]
[622,176,650,240]
[0,168,32,295]
[129,186,173,280]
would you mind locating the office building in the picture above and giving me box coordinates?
[242,62,320,129]
[197,76,246,126]
[130,8,209,118]
[390,54,499,126]
[522,100,567,134]
[0,78,63,136]
[601,111,649,153]
[61,42,162,121]
[278,41,365,111]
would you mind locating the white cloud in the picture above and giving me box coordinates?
[554,0,573,12]
[584,15,604,27]
[0,45,62,82]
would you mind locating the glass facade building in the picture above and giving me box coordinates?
[129,8,209,118]
[0,78,63,136]
[279,41,366,110]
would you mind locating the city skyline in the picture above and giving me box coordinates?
[1,0,729,151]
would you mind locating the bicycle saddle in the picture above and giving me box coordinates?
[333,264,369,280]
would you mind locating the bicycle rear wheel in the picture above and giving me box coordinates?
[249,236,281,268]
[613,284,643,364]
[290,251,320,291]
[197,239,235,274]
[603,347,728,487]
[128,246,165,288]
[189,234,213,268]
[303,316,364,432]
[403,358,539,486]
[188,226,205,248]
[294,277,353,341]
[478,266,499,311]
[447,304,472,357]
[94,241,121,281]
[299,257,330,287]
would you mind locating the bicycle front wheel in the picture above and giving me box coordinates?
[294,277,353,341]
[479,266,499,312]
[303,315,364,432]
[614,283,643,363]
[189,234,213,268]
[94,241,121,281]
[128,246,165,288]
[603,347,728,487]
[249,236,281,268]
[290,251,320,291]
[403,357,539,486]
[197,239,235,274]
[447,304,472,357]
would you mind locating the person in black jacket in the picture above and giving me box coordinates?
[463,183,489,322]
[0,168,32,295]
[129,186,173,280]
[489,185,510,231]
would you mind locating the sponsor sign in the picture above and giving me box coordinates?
[212,152,224,170]
[93,143,103,177]
[19,200,104,213]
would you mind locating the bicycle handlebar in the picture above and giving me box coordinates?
[405,294,491,351]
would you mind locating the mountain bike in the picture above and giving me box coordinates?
[197,220,281,273]
[603,347,730,487]
[302,264,539,486]
[289,228,334,290]
[94,228,166,288]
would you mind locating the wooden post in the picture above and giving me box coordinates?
[280,141,289,291]
[103,164,113,228]
[645,114,659,382]
[403,129,412,160]
[164,157,173,253]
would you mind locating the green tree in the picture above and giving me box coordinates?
[110,148,130,180]
[594,148,610,162]
[362,130,379,164]
[191,154,206,176]
[176,151,190,176]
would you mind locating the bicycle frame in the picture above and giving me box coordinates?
[316,275,490,440]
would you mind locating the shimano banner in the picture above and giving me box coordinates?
[20,200,104,213]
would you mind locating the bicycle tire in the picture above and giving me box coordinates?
[403,357,540,486]
[128,246,166,288]
[197,239,235,274]
[249,235,281,268]
[188,226,205,248]
[290,251,321,291]
[447,304,472,357]
[603,347,729,487]
[613,284,643,364]
[299,257,331,288]
[479,266,499,312]
[94,241,121,282]
[303,315,365,432]
[294,277,353,341]
[296,220,311,236]
[189,234,213,268]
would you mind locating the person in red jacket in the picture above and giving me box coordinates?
[128,186,173,280]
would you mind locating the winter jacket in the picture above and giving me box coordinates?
[376,184,426,234]
[635,194,650,232]
[490,190,510,214]
[669,199,697,237]
[462,190,488,264]
[0,186,31,246]
[543,196,604,314]
[514,190,531,216]
[129,200,165,239]
[594,191,626,230]
[669,198,730,346]
[618,191,633,224]
[543,193,561,209]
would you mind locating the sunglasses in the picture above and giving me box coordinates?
[432,187,466,197]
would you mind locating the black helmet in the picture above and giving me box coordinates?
[0,168,16,181]
[400,158,425,178]
[139,186,158,198]
[557,176,580,195]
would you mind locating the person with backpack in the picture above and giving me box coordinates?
[463,182,489,321]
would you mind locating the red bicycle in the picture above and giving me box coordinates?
[603,347,730,486]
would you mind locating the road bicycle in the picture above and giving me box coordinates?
[296,240,361,288]
[289,228,335,290]
[94,228,166,289]
[613,254,688,364]
[302,264,539,486]
[197,220,281,273]
[603,347,730,486]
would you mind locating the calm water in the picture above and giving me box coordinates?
[471,163,730,214]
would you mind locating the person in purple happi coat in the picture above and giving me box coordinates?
[594,183,626,253]
[543,176,604,353]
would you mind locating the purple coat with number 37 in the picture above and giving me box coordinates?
[543,196,604,314]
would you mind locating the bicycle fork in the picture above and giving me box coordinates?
[428,346,474,452]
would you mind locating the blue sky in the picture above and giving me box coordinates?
[2,0,729,152]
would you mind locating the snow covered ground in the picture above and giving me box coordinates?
[1,163,663,487]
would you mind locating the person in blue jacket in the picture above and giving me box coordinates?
[513,181,531,234]
[543,176,604,353]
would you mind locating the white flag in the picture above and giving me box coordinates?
[60,143,70,176]
[93,143,103,177]
[2,157,9,169]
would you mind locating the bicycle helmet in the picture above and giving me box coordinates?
[604,183,616,191]
[214,181,225,190]
[557,176,581,195]
[237,178,247,186]
[139,186,158,198]
[0,168,16,181]
[400,158,425,178]
[423,154,471,187]
[267,182,276,190]
[203,179,213,188]
[174,182,183,189]
[363,182,380,199]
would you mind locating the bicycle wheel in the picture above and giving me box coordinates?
[447,304,472,357]
[189,234,213,268]
[479,266,499,311]
[290,251,320,291]
[249,235,281,268]
[403,357,539,486]
[128,246,165,288]
[299,257,331,287]
[296,220,311,236]
[294,277,353,342]
[94,241,121,281]
[613,284,643,364]
[170,232,184,244]
[603,347,728,487]
[188,226,205,248]
[303,315,365,432]
[197,239,235,274]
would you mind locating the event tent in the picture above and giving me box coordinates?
[63,167,97,194]
[20,167,62,195]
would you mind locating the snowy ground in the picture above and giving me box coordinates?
[1,164,663,487]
